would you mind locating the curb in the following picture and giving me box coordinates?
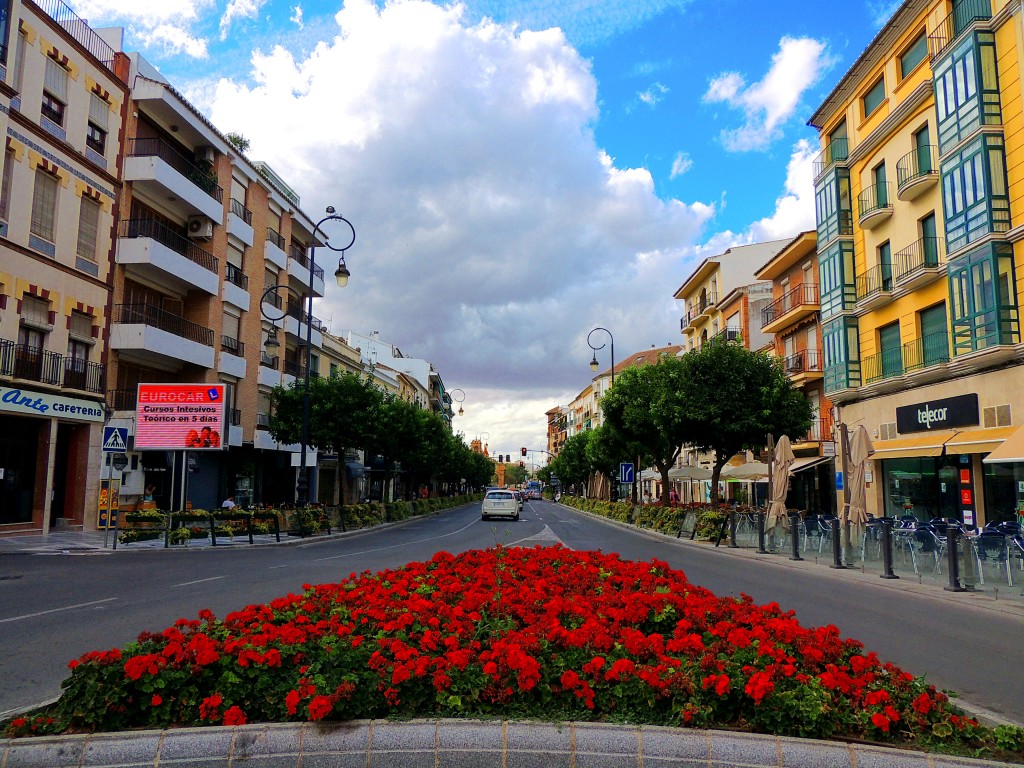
[2,719,1017,768]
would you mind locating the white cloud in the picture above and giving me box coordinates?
[703,36,834,151]
[638,82,668,107]
[747,139,817,241]
[70,0,212,57]
[670,152,692,179]
[220,0,269,40]
[290,5,304,30]
[208,0,714,451]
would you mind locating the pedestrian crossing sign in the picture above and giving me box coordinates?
[102,426,128,453]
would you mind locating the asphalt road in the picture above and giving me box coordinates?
[1,499,1022,723]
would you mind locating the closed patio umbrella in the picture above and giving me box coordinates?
[766,435,795,536]
[845,425,874,541]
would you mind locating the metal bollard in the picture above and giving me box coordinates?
[944,525,966,592]
[789,513,803,561]
[879,518,899,579]
[756,511,768,554]
[830,517,846,569]
[729,510,738,548]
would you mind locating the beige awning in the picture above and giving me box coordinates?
[945,426,1017,455]
[983,425,1024,464]
[868,430,957,461]
[788,456,831,474]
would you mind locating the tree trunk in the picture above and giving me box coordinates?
[659,464,672,507]
[709,459,728,506]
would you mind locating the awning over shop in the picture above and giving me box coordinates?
[788,456,831,474]
[868,430,957,461]
[945,426,1017,455]
[983,425,1024,464]
[346,461,366,478]
[640,469,661,481]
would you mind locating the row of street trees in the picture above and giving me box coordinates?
[546,339,812,506]
[267,372,495,502]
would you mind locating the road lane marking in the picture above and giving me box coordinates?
[314,517,486,562]
[171,576,227,588]
[0,597,117,624]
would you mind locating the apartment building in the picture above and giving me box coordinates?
[546,405,567,457]
[0,0,129,534]
[104,43,333,513]
[674,239,789,351]
[809,0,1024,526]
[754,230,837,515]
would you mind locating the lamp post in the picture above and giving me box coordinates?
[293,207,356,507]
[588,327,615,385]
[449,388,466,417]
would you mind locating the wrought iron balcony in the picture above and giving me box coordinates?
[863,346,904,384]
[856,264,893,304]
[812,138,849,179]
[856,182,892,226]
[114,303,214,347]
[230,408,242,426]
[804,416,833,443]
[230,198,253,225]
[0,338,103,392]
[903,331,950,373]
[283,359,305,377]
[761,283,819,330]
[782,348,822,376]
[125,139,224,203]
[289,245,325,282]
[892,236,943,286]
[225,262,249,290]
[63,357,105,393]
[107,388,137,411]
[260,352,279,369]
[896,146,938,199]
[266,227,286,250]
[35,0,116,69]
[929,0,991,60]
[119,219,218,273]
[221,335,244,356]
[256,412,271,430]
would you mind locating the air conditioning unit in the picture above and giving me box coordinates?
[196,145,216,165]
[187,215,214,239]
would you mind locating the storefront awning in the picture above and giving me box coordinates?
[944,426,1017,455]
[983,425,1024,464]
[788,456,831,474]
[868,431,957,461]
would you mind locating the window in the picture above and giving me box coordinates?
[948,243,1020,354]
[76,196,101,260]
[222,310,241,354]
[66,311,93,382]
[872,162,888,207]
[41,93,64,126]
[879,241,892,291]
[30,169,59,241]
[863,77,885,117]
[934,32,1001,151]
[900,32,928,79]
[0,149,13,221]
[12,31,27,96]
[914,125,933,174]
[42,58,68,126]
[87,93,109,154]
[86,123,106,155]
[877,322,902,379]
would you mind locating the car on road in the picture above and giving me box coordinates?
[481,489,519,521]
[512,490,524,512]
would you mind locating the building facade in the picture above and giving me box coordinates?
[809,0,1024,527]
[0,0,129,534]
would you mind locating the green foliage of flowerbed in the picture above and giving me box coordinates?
[559,496,724,539]
[4,546,1022,762]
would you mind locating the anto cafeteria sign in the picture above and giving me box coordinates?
[0,386,104,422]
[896,393,979,434]
[135,383,226,450]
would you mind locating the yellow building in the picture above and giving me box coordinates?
[0,1,128,533]
[809,0,1024,527]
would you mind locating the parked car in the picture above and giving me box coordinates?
[481,489,519,521]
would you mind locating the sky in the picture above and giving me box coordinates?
[71,0,901,462]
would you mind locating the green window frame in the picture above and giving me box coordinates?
[900,32,928,79]
[818,240,856,319]
[863,77,886,117]
[947,242,1020,354]
[814,167,852,246]
[942,133,1010,254]
[934,31,1000,152]
[822,317,861,393]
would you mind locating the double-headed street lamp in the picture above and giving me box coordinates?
[260,206,355,507]
[588,326,615,385]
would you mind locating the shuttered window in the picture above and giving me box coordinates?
[44,57,68,102]
[76,196,101,260]
[89,93,109,130]
[30,169,58,241]
[70,310,94,340]
[20,294,50,327]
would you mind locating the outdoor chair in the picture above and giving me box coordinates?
[815,515,837,553]
[802,515,822,552]
[906,527,944,576]
[973,531,1013,587]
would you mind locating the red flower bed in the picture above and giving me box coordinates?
[1,547,986,748]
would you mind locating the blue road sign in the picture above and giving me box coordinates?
[619,462,635,484]
[835,471,844,491]
[102,427,128,453]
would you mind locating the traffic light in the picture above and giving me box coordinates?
[519,461,525,468]
[521,447,527,457]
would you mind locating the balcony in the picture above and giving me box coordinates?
[287,245,326,298]
[781,348,823,385]
[222,262,250,311]
[116,219,219,295]
[903,331,951,377]
[227,199,254,247]
[712,328,742,343]
[856,264,893,310]
[63,357,105,393]
[283,359,306,378]
[109,303,215,369]
[896,146,939,201]
[929,0,991,61]
[107,388,137,412]
[803,416,833,444]
[856,183,892,229]
[812,138,849,181]
[0,338,105,394]
[863,346,904,385]
[892,237,944,291]
[123,138,224,222]
[265,228,287,270]
[284,298,325,347]
[260,352,279,369]
[34,0,117,68]
[218,335,246,378]
[256,412,271,430]
[761,283,820,333]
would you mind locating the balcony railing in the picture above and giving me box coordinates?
[712,328,741,343]
[8,343,63,386]
[812,138,849,178]
[929,0,991,60]
[114,303,214,347]
[225,262,249,290]
[896,146,937,191]
[761,283,819,328]
[35,0,116,69]
[856,264,893,301]
[230,408,242,426]
[260,352,279,369]
[63,357,105,393]
[903,331,950,373]
[230,198,253,224]
[805,416,833,443]
[108,388,137,411]
[857,182,891,220]
[283,359,305,378]
[285,298,327,331]
[289,245,325,282]
[863,346,904,384]
[221,335,244,356]
[782,348,822,375]
[126,138,224,203]
[266,228,286,250]
[256,412,271,430]
[119,219,218,273]
[892,236,943,284]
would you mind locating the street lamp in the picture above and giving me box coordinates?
[587,326,615,385]
[449,388,466,416]
[294,206,356,507]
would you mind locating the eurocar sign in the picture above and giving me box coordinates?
[135,384,226,450]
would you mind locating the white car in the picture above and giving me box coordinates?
[481,489,520,521]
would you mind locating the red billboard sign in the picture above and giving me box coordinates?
[135,384,226,450]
